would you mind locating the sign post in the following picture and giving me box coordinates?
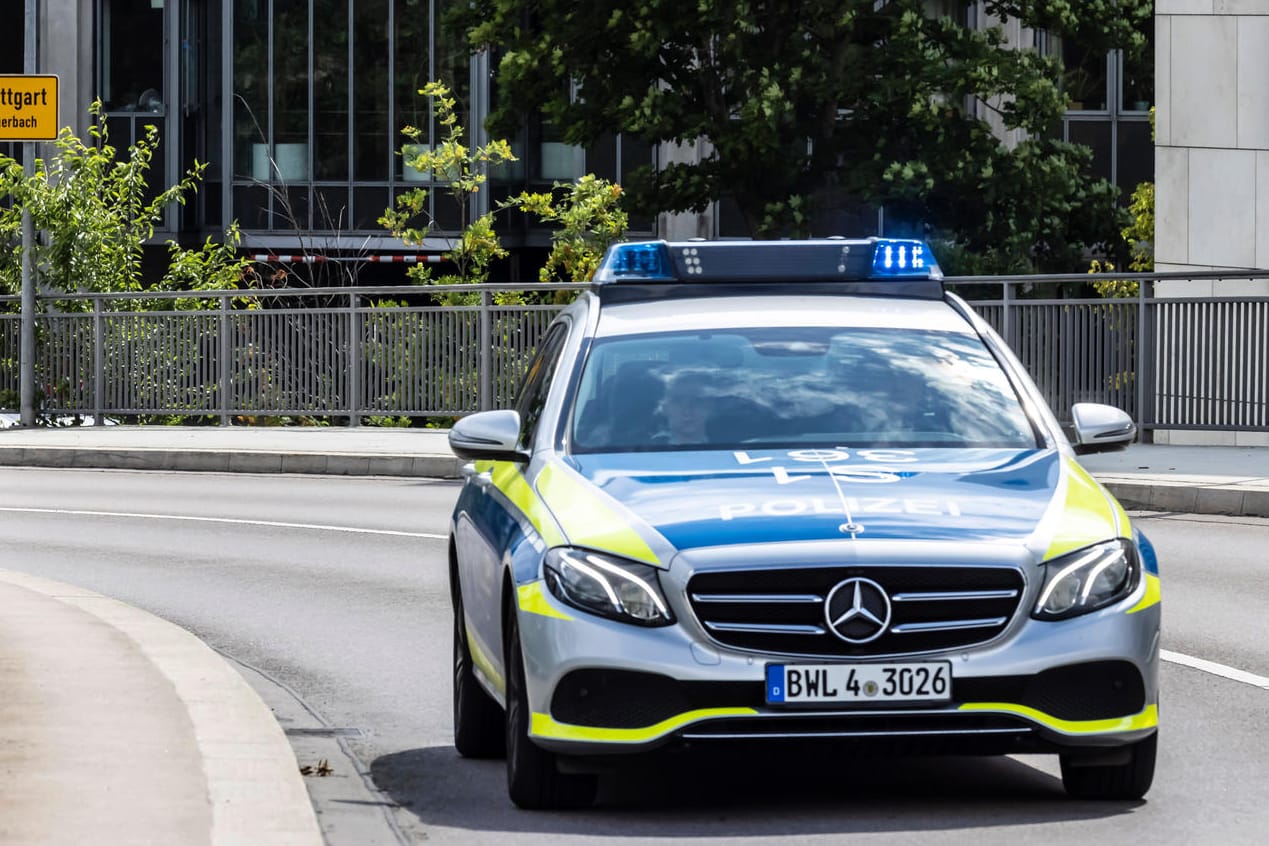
[11,0,56,425]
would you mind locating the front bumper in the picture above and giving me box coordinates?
[516,567,1161,756]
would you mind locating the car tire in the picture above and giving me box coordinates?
[453,590,506,759]
[504,611,597,809]
[1060,732,1157,800]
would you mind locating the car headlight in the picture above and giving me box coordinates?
[1033,539,1141,621]
[544,548,674,627]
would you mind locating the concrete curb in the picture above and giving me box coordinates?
[1099,479,1269,519]
[0,570,323,846]
[0,446,464,479]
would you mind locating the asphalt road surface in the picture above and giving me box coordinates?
[0,466,1265,845]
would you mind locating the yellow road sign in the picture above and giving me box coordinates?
[0,75,59,141]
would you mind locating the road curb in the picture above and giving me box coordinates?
[1100,480,1269,519]
[0,446,465,479]
[0,570,323,846]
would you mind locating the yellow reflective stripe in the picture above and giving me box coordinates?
[1127,573,1161,614]
[466,622,505,696]
[958,702,1157,735]
[517,581,574,621]
[489,461,566,548]
[1044,459,1124,560]
[473,459,495,473]
[530,707,759,744]
[536,462,661,566]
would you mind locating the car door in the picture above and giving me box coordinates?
[453,321,571,687]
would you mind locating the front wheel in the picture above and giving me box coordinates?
[505,611,597,809]
[1060,732,1157,800]
[453,590,505,759]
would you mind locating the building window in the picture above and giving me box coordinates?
[0,10,23,164]
[1056,10,1152,200]
[99,0,166,115]
[229,0,468,235]
[97,0,168,210]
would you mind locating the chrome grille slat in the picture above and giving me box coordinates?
[687,564,1025,658]
[890,617,1007,634]
[705,622,825,635]
[892,590,1019,602]
[692,593,823,604]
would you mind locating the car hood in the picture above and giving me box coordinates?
[554,447,1116,558]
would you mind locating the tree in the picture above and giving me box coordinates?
[380,80,518,305]
[381,80,628,301]
[0,102,252,307]
[503,175,628,289]
[460,0,1150,272]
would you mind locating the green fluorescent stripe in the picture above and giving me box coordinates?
[1127,573,1162,614]
[1044,459,1123,561]
[466,622,505,697]
[530,707,759,744]
[517,581,574,621]
[489,462,566,548]
[958,702,1158,735]
[536,463,661,566]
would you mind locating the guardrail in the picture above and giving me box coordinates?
[2,271,1268,433]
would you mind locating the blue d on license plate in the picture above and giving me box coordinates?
[766,662,951,704]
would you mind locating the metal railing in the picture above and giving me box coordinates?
[3,271,1269,433]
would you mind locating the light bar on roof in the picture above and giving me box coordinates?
[591,238,943,286]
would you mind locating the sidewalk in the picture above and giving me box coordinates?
[0,569,321,846]
[0,427,1265,844]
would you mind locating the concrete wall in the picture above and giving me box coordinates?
[1154,3,1269,445]
[1156,1,1269,286]
[39,0,93,138]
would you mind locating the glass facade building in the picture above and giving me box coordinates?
[25,2,1151,267]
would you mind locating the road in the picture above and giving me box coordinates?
[0,466,1266,845]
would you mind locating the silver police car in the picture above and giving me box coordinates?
[447,239,1159,809]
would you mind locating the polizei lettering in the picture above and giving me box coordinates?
[719,497,962,521]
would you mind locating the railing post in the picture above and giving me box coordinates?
[93,298,104,425]
[349,291,360,427]
[1001,279,1012,348]
[18,0,36,427]
[1137,277,1153,443]
[479,287,493,411]
[219,294,231,426]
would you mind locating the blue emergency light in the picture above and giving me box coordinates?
[871,239,933,277]
[591,238,943,289]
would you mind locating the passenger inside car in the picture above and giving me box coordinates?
[655,370,714,445]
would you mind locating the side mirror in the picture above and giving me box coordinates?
[448,410,527,462]
[1070,403,1136,454]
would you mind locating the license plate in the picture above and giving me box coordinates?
[765,662,952,704]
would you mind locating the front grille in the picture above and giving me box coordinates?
[687,565,1025,657]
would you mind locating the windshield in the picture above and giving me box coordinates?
[569,326,1038,452]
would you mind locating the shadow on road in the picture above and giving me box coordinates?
[371,745,1141,837]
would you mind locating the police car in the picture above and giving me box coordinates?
[447,238,1160,809]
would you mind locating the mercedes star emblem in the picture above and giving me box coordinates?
[824,577,892,644]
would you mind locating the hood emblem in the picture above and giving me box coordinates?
[825,577,892,644]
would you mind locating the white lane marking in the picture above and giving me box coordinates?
[1162,649,1269,690]
[0,506,446,540]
